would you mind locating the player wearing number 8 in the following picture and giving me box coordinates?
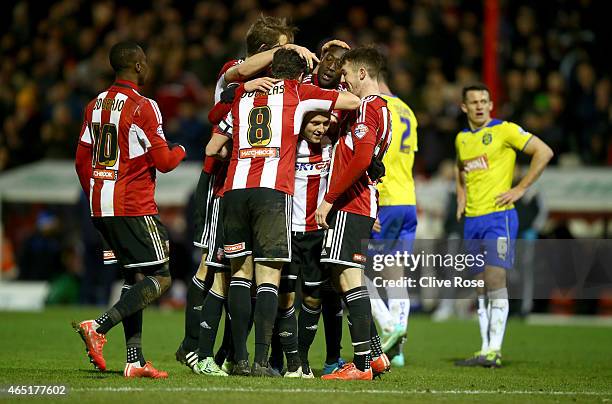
[205,48,360,375]
[73,41,185,378]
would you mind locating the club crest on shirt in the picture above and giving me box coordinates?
[482,132,492,145]
[354,123,369,139]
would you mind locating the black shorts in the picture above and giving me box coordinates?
[280,230,327,297]
[320,210,375,269]
[193,170,216,250]
[205,196,231,271]
[222,188,291,262]
[93,215,169,269]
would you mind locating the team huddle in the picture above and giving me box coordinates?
[72,15,553,380]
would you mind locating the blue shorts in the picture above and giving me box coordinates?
[463,209,518,272]
[370,205,417,254]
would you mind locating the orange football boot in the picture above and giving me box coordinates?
[73,320,107,371]
[371,353,391,376]
[124,361,169,379]
[321,362,373,381]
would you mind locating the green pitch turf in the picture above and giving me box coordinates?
[1,307,611,403]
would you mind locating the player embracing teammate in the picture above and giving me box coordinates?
[315,47,393,380]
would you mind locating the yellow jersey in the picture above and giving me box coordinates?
[377,94,418,206]
[455,119,533,217]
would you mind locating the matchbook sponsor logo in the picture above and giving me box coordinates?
[239,147,280,159]
[93,169,117,180]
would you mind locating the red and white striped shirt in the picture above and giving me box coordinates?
[292,139,332,232]
[77,80,176,217]
[325,95,392,218]
[223,80,339,195]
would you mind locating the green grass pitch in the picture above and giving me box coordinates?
[1,307,611,403]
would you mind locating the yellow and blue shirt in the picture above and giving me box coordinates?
[455,119,533,217]
[377,94,418,206]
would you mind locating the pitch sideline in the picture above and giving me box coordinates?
[71,386,612,396]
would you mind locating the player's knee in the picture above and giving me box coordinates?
[303,295,321,309]
[155,274,171,293]
[149,261,172,294]
[279,292,295,309]
[484,266,506,290]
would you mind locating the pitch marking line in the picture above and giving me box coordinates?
[72,387,612,396]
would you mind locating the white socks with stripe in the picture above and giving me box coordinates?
[365,276,395,333]
[477,295,489,353]
[487,288,509,353]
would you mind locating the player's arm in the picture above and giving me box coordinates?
[316,104,377,228]
[496,135,554,207]
[334,91,360,110]
[455,161,466,221]
[224,44,318,83]
[316,140,375,228]
[75,142,93,195]
[139,100,186,173]
[205,130,231,160]
[209,78,279,125]
[75,105,94,195]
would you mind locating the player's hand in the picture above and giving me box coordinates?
[372,217,382,233]
[496,186,526,207]
[217,142,232,160]
[315,199,333,229]
[367,157,386,182]
[244,77,280,93]
[220,83,240,103]
[456,195,466,222]
[283,44,319,71]
[321,39,351,54]
[167,141,185,152]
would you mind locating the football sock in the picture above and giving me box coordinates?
[198,289,225,359]
[321,285,343,364]
[249,296,257,333]
[121,284,145,366]
[183,275,210,351]
[277,306,300,372]
[365,275,395,333]
[488,288,509,352]
[97,276,164,334]
[215,309,233,366]
[389,294,409,354]
[370,319,383,359]
[269,320,283,367]
[370,297,395,334]
[477,294,490,352]
[227,277,252,362]
[343,286,371,372]
[254,283,278,365]
[388,294,410,332]
[298,302,321,364]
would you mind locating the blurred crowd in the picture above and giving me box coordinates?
[1,0,610,175]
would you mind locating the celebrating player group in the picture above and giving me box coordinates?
[72,14,553,381]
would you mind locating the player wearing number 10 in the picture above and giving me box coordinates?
[73,41,186,378]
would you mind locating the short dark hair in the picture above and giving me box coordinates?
[109,41,142,73]
[462,83,491,101]
[246,15,297,56]
[340,46,384,78]
[271,48,307,79]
